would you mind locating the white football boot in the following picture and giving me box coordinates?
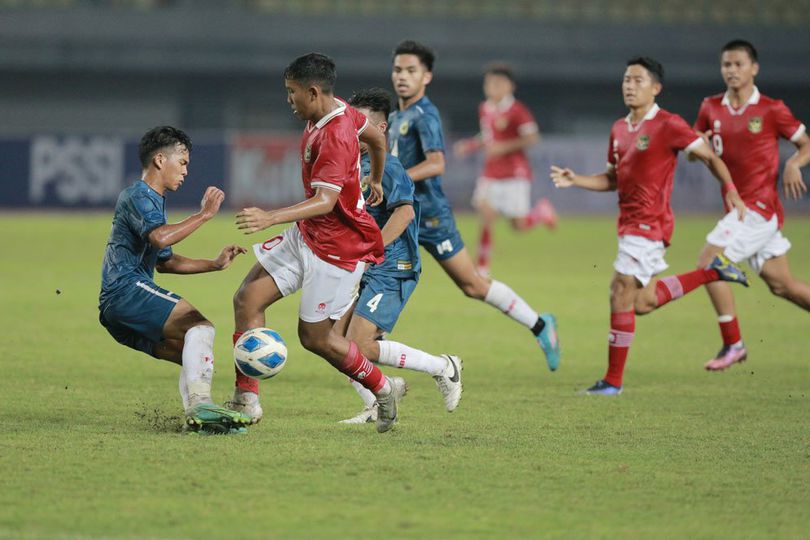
[225,390,264,424]
[338,403,378,424]
[433,355,463,412]
[375,376,407,433]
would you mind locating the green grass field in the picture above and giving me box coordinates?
[1,212,809,540]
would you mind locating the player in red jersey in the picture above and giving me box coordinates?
[454,64,557,276]
[692,40,810,371]
[550,57,749,395]
[226,53,406,433]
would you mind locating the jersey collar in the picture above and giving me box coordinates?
[721,86,760,115]
[310,99,346,131]
[624,103,659,132]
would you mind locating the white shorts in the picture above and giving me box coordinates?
[613,235,668,287]
[706,209,791,274]
[253,226,365,323]
[472,178,531,218]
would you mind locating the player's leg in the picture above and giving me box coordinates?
[507,179,557,232]
[586,272,640,396]
[434,243,560,371]
[697,243,747,371]
[471,178,500,277]
[349,277,462,413]
[227,261,285,423]
[760,255,810,310]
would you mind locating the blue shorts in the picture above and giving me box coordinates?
[354,271,419,333]
[99,279,182,357]
[419,212,465,261]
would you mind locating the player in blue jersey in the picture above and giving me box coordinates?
[98,126,250,434]
[388,40,561,370]
[332,88,462,424]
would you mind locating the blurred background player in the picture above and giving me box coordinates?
[98,126,250,434]
[454,63,557,276]
[228,53,406,433]
[334,88,462,425]
[388,40,561,371]
[550,57,749,395]
[692,39,810,371]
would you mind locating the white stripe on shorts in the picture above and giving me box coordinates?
[135,281,179,303]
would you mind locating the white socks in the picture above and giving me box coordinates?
[183,325,216,408]
[484,279,539,329]
[350,379,377,408]
[178,368,189,411]
[378,340,447,376]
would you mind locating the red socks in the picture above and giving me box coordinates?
[338,341,386,394]
[605,311,635,388]
[655,268,720,307]
[477,225,492,272]
[233,331,260,394]
[719,316,742,346]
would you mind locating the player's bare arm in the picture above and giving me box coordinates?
[156,245,247,274]
[688,141,746,219]
[148,186,224,249]
[550,165,617,191]
[452,135,482,157]
[380,203,415,246]
[407,151,445,182]
[783,132,810,200]
[359,125,386,206]
[485,131,540,158]
[235,187,340,234]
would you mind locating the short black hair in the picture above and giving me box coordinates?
[349,87,392,121]
[626,56,664,84]
[283,53,336,93]
[722,39,758,63]
[138,126,192,168]
[393,40,435,72]
[484,63,515,84]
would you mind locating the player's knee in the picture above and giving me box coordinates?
[634,299,655,316]
[766,278,790,298]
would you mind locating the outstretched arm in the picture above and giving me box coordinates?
[156,245,247,274]
[484,131,540,158]
[783,132,810,200]
[550,165,617,192]
[235,188,339,234]
[148,187,224,249]
[688,142,746,220]
[380,203,415,246]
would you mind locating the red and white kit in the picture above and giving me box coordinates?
[254,99,384,322]
[472,96,539,218]
[695,87,806,273]
[608,104,704,285]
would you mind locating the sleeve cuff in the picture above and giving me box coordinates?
[311,181,342,193]
[684,136,706,154]
[790,123,806,143]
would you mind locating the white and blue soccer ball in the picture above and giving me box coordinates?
[234,328,287,380]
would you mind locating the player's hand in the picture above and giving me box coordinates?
[725,189,747,221]
[214,245,247,270]
[200,187,225,219]
[783,162,807,200]
[364,176,384,207]
[236,207,275,234]
[484,141,505,158]
[550,166,576,188]
[453,139,477,158]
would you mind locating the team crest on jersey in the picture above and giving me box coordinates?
[748,117,763,134]
[399,121,409,136]
[495,116,509,131]
[636,135,650,151]
[304,143,312,163]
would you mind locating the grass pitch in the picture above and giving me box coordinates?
[1,212,808,540]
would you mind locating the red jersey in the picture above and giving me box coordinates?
[694,87,805,228]
[608,104,703,245]
[479,96,538,180]
[297,99,384,271]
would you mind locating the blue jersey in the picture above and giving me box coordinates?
[361,152,421,278]
[99,180,172,304]
[387,95,453,222]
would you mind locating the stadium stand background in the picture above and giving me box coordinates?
[2,0,809,212]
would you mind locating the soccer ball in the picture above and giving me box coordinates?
[234,328,287,380]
